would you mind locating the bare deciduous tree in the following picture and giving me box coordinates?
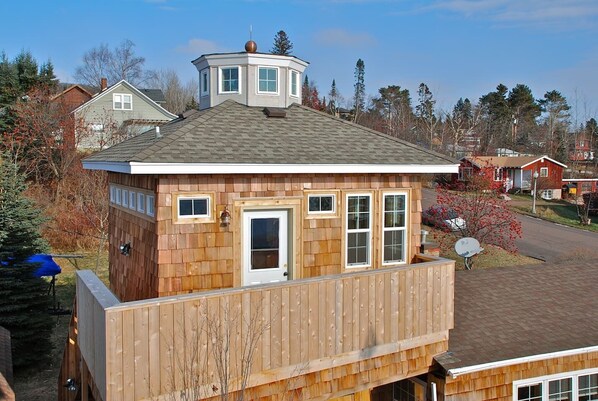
[149,69,198,115]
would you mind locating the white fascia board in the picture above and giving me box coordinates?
[520,156,568,169]
[82,162,459,175]
[447,345,598,379]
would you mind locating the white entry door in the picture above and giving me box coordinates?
[243,210,289,286]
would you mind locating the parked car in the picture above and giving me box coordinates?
[422,205,467,231]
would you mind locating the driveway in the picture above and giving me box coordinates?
[422,188,598,262]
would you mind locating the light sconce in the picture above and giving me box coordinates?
[119,242,131,256]
[220,207,231,226]
[64,378,77,392]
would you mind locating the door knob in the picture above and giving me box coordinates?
[283,272,288,276]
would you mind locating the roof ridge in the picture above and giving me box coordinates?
[293,104,458,164]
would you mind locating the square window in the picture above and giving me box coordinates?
[113,93,132,110]
[579,373,598,401]
[308,194,335,214]
[221,67,239,93]
[258,67,278,93]
[517,383,542,401]
[178,197,210,218]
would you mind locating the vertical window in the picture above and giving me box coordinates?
[200,69,209,96]
[220,67,239,93]
[110,186,115,203]
[290,70,299,97]
[137,193,145,213]
[517,383,542,401]
[540,167,548,177]
[258,67,278,93]
[113,94,132,110]
[494,168,502,181]
[346,194,371,267]
[115,188,122,205]
[146,195,155,217]
[122,189,129,208]
[579,373,598,401]
[383,193,407,264]
[129,191,136,210]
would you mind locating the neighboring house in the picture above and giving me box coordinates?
[434,262,598,401]
[51,84,93,113]
[459,155,567,199]
[60,42,461,401]
[569,133,594,162]
[72,79,177,149]
[562,178,598,197]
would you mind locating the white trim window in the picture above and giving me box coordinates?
[540,167,549,177]
[383,193,407,264]
[129,191,136,210]
[290,70,299,97]
[220,67,239,93]
[178,196,210,218]
[258,67,278,94]
[346,194,371,268]
[459,166,473,181]
[514,368,598,401]
[115,188,122,205]
[122,189,129,208]
[146,195,155,217]
[200,69,209,97]
[137,193,145,213]
[494,168,502,181]
[308,194,335,214]
[110,185,116,203]
[113,93,132,110]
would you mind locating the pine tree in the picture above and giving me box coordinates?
[14,50,39,94]
[353,59,365,123]
[270,30,293,56]
[328,79,338,115]
[38,60,59,92]
[0,157,52,369]
[0,52,19,134]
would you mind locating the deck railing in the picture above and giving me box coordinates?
[76,256,455,401]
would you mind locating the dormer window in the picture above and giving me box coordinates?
[258,67,278,94]
[220,67,239,93]
[290,70,299,97]
[113,93,132,110]
[200,69,209,97]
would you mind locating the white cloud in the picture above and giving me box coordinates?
[314,28,376,47]
[175,38,222,55]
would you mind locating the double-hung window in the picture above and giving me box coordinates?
[540,167,548,177]
[113,93,132,110]
[346,194,371,267]
[383,193,407,264]
[290,70,299,97]
[258,67,278,94]
[220,67,239,93]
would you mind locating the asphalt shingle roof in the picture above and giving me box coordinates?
[84,100,457,166]
[138,88,166,103]
[436,262,598,372]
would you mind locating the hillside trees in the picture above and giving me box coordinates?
[368,85,415,141]
[150,69,198,114]
[415,83,438,148]
[0,158,53,369]
[539,90,571,161]
[507,84,541,147]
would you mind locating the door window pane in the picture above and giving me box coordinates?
[251,218,279,269]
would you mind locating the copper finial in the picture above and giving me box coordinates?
[245,40,257,53]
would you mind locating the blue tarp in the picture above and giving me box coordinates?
[26,254,62,277]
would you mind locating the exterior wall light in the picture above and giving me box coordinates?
[64,378,78,392]
[220,207,231,226]
[119,242,131,256]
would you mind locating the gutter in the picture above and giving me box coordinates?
[447,345,598,379]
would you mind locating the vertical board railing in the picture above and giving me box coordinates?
[77,257,455,401]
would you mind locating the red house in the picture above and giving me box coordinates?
[459,155,567,199]
[569,133,594,161]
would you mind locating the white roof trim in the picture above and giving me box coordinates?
[82,161,459,175]
[562,178,598,182]
[71,79,178,119]
[447,345,598,379]
[520,155,568,169]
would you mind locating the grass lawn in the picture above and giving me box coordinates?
[13,250,109,401]
[424,225,542,270]
[508,194,598,232]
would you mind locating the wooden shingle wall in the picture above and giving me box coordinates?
[442,351,598,401]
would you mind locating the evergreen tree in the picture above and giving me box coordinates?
[0,157,52,369]
[0,52,19,134]
[479,84,511,152]
[353,59,365,123]
[415,83,437,147]
[38,61,59,92]
[270,30,293,56]
[507,84,540,148]
[539,90,570,161]
[14,50,39,94]
[328,79,338,115]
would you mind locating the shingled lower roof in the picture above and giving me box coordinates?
[436,262,598,377]
[83,100,458,174]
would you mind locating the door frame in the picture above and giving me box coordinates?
[232,198,302,288]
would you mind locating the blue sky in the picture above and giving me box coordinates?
[1,0,597,120]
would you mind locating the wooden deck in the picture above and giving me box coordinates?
[76,255,455,401]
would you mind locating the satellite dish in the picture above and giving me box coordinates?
[454,237,484,270]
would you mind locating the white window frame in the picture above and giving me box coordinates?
[459,166,473,181]
[513,367,598,401]
[345,193,372,269]
[382,192,408,265]
[178,196,211,219]
[200,69,209,97]
[137,193,145,213]
[115,188,122,205]
[122,189,129,208]
[289,70,299,97]
[110,185,116,203]
[146,195,155,217]
[113,93,132,110]
[307,194,336,215]
[540,167,548,177]
[129,191,136,210]
[257,66,279,95]
[494,168,502,181]
[219,66,240,94]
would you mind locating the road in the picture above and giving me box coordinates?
[422,189,598,262]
